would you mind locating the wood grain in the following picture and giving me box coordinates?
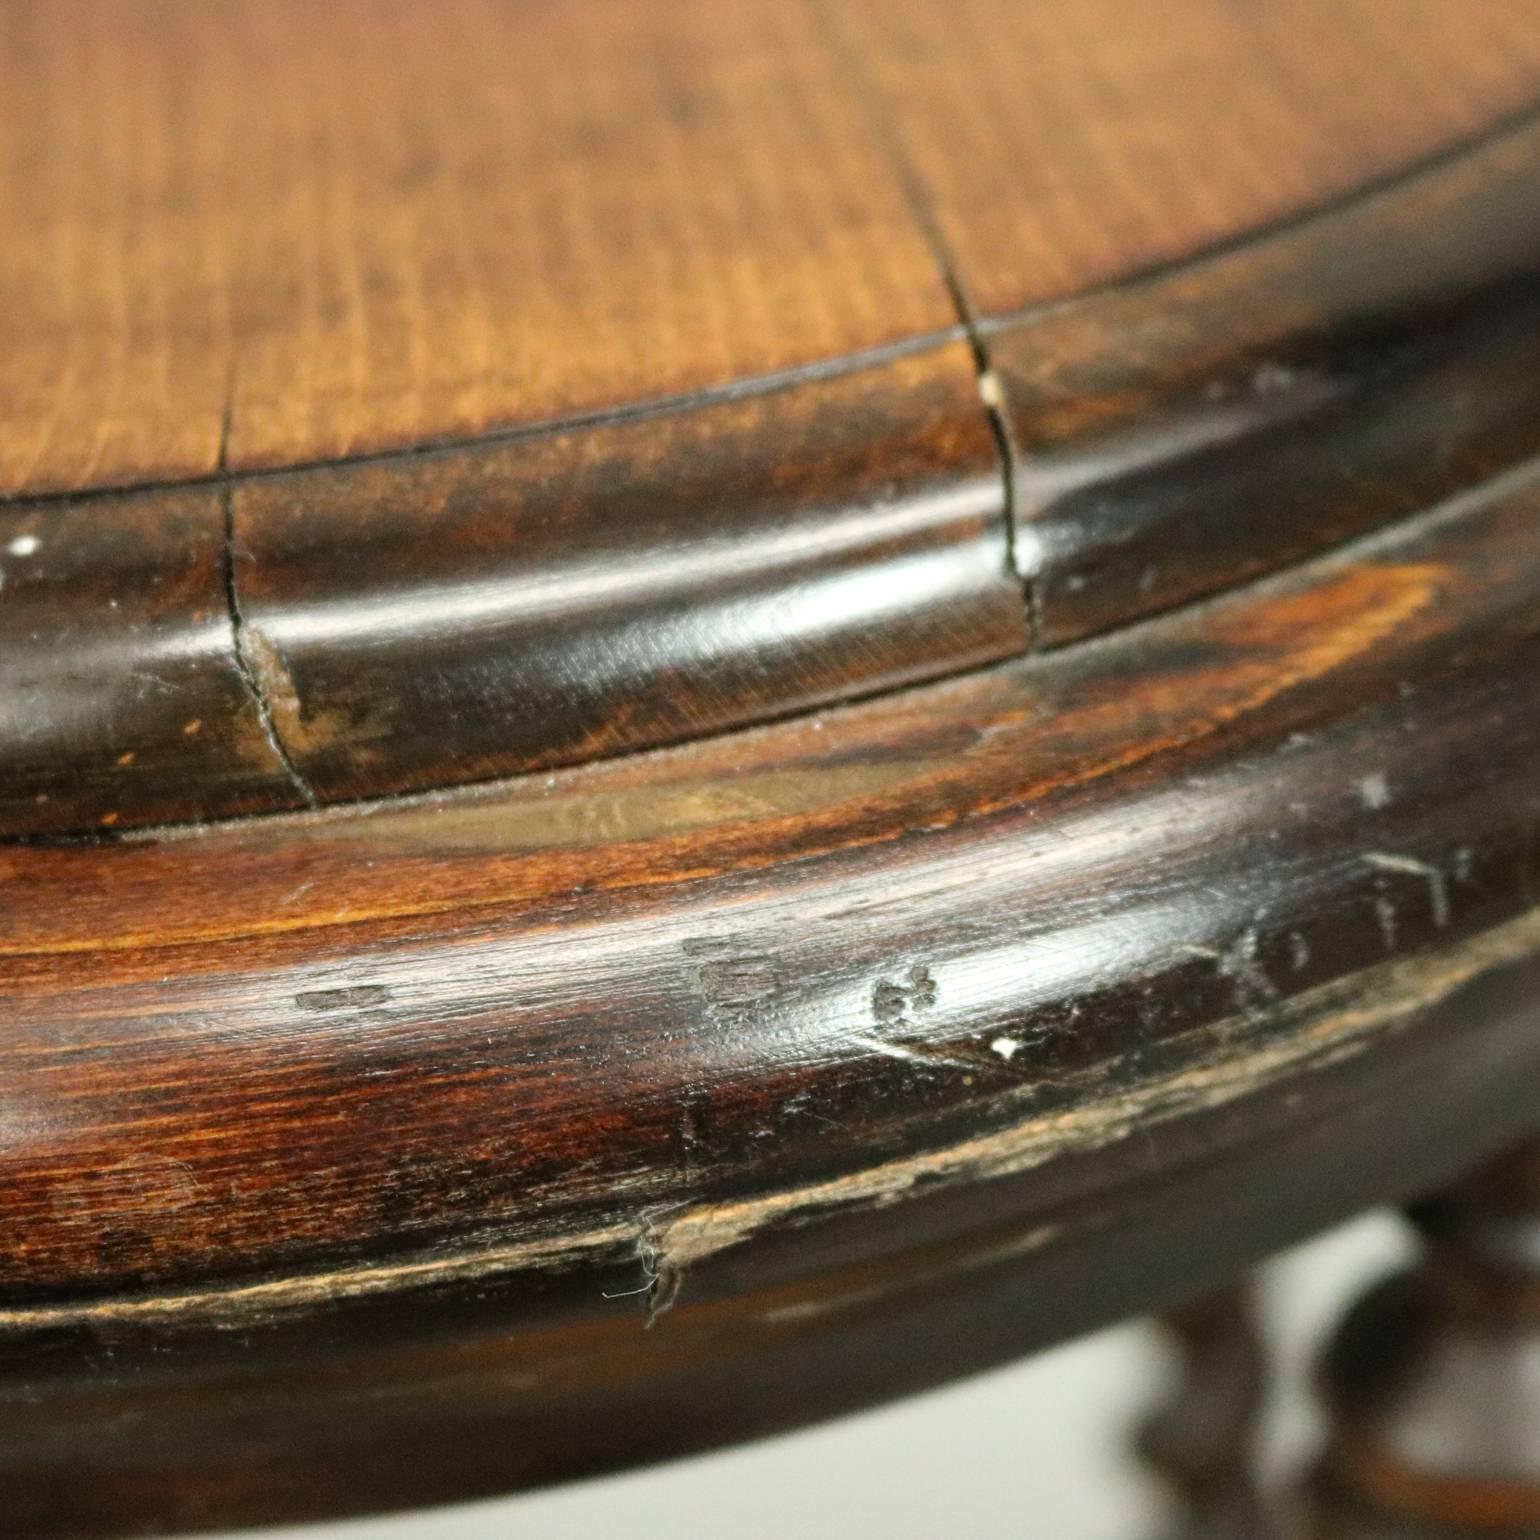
[6,0,1540,498]
[835,0,1540,319]
[0,0,955,497]
[6,938,1540,1540]
[4,459,1540,1532]
[0,344,1022,832]
[4,460,1540,1297]
[230,344,1022,804]
[6,116,1540,833]
[5,7,1540,1527]
[0,486,302,832]
[991,121,1540,645]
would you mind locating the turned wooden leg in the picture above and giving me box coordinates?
[1311,1137,1540,1537]
[1140,1282,1283,1539]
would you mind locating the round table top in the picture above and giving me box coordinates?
[5,4,1540,1534]
[4,0,1540,835]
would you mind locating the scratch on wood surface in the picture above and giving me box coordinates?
[2,909,1536,1335]
[1364,851,1452,928]
[1178,926,1279,1012]
[635,910,1540,1288]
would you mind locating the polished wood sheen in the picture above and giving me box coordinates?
[2,345,1024,828]
[4,2,1540,1535]
[0,484,300,831]
[7,471,1540,1532]
[993,123,1540,645]
[229,345,1023,804]
[5,11,1540,829]
[15,476,1539,1292]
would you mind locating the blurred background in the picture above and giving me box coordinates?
[229,1215,1412,1540]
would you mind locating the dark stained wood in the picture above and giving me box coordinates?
[7,5,1540,1532]
[1,345,1022,834]
[2,4,1539,834]
[1312,1137,1540,1537]
[990,120,1540,646]
[9,937,1540,1538]
[9,128,1540,831]
[229,345,1023,803]
[0,486,305,832]
[835,0,1540,320]
[3,454,1540,1530]
[5,465,1540,1295]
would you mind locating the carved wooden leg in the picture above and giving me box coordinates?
[1140,1282,1283,1539]
[1312,1138,1540,1537]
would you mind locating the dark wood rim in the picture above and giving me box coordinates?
[5,452,1540,1529]
[5,117,1540,837]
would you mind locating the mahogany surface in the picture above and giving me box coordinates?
[6,51,1540,831]
[994,123,1540,645]
[228,346,1023,805]
[3,2,1540,1535]
[8,472,1540,1531]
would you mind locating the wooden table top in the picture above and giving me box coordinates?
[5,5,1540,1534]
[5,0,1540,837]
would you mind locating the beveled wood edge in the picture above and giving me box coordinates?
[990,112,1540,646]
[5,455,1540,1534]
[0,340,1022,835]
[5,910,1538,1339]
[226,342,1023,806]
[5,112,1540,837]
[5,455,1540,1298]
[9,888,1540,1538]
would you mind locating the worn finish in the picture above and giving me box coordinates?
[4,3,1540,830]
[7,3,1540,1531]
[230,345,1022,803]
[9,930,1540,1537]
[5,467,1540,1294]
[0,487,302,832]
[992,120,1540,645]
[4,453,1540,1527]
[9,135,1540,828]
[2,344,1024,833]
